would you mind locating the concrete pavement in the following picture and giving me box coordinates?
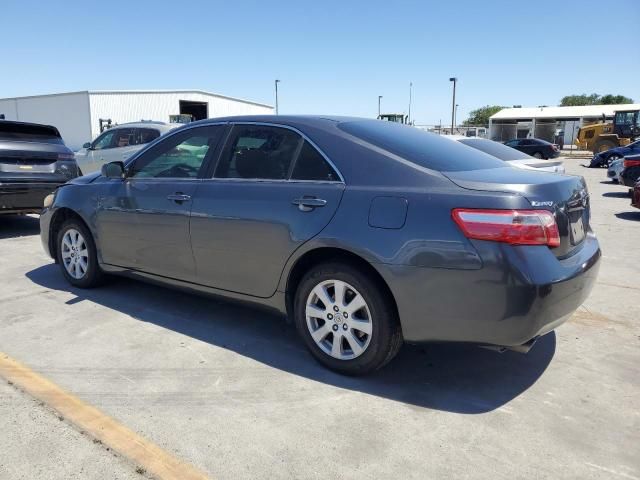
[0,159,638,479]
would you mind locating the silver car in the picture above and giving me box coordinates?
[607,158,625,183]
[450,137,565,173]
[74,121,179,174]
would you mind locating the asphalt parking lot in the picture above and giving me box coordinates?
[1,158,638,480]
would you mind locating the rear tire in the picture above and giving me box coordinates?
[532,151,543,159]
[294,262,402,375]
[56,218,103,288]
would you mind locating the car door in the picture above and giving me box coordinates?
[96,125,224,281]
[189,124,345,297]
[519,139,535,155]
[76,129,116,174]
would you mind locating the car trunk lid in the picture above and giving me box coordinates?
[443,167,590,258]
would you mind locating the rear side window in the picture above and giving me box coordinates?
[0,121,63,143]
[459,138,531,160]
[215,125,301,180]
[338,120,505,172]
[136,128,161,145]
[291,141,339,181]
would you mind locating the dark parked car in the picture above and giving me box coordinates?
[1,120,79,214]
[504,138,561,159]
[589,139,640,168]
[632,179,640,210]
[619,155,640,188]
[40,117,600,375]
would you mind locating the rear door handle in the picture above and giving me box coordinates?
[292,196,327,212]
[167,193,191,203]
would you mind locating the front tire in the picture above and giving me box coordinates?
[294,262,402,375]
[56,219,103,288]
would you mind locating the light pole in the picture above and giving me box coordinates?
[378,95,383,118]
[275,79,281,115]
[449,77,457,134]
[454,103,459,131]
[408,82,413,124]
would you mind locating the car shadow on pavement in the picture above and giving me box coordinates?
[26,264,556,414]
[602,191,631,199]
[0,215,40,239]
[614,211,640,221]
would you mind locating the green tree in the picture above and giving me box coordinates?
[560,93,634,106]
[598,94,634,105]
[463,105,505,126]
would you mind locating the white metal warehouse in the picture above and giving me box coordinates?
[0,90,273,150]
[489,103,640,145]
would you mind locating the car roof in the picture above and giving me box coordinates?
[110,121,179,131]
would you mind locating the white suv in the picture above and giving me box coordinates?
[75,122,180,174]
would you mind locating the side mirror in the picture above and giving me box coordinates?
[83,142,92,149]
[101,161,125,179]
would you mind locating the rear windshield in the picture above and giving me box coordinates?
[338,120,505,171]
[459,138,532,160]
[0,121,63,143]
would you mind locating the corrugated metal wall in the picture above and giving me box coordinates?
[88,92,273,139]
[0,92,92,150]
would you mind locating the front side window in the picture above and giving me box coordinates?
[215,125,302,180]
[615,112,634,126]
[130,127,220,179]
[504,139,520,147]
[92,130,117,150]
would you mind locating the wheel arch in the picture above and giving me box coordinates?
[48,207,92,261]
[284,247,399,324]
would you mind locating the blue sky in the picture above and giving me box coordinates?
[1,0,638,124]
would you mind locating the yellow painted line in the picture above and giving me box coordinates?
[0,352,210,480]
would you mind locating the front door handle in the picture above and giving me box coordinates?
[292,196,327,212]
[167,193,191,203]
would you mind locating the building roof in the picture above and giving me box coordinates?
[0,89,272,109]
[491,104,640,120]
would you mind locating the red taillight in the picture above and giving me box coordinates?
[623,158,640,168]
[452,209,560,248]
[552,145,559,151]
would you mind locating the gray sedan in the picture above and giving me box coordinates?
[40,116,601,375]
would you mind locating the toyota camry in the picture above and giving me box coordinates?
[40,116,601,375]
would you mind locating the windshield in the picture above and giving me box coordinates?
[338,120,505,171]
[458,138,532,161]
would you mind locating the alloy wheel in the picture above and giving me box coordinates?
[61,228,89,279]
[305,279,372,360]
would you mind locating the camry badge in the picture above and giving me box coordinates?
[530,200,553,207]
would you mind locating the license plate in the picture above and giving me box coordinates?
[570,216,585,244]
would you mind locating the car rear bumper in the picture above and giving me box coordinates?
[0,182,61,214]
[376,233,601,348]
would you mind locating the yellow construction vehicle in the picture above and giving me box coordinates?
[575,109,639,153]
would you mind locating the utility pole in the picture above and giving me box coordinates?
[275,79,281,115]
[408,82,413,124]
[449,77,457,134]
[378,95,383,118]
[455,103,459,131]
